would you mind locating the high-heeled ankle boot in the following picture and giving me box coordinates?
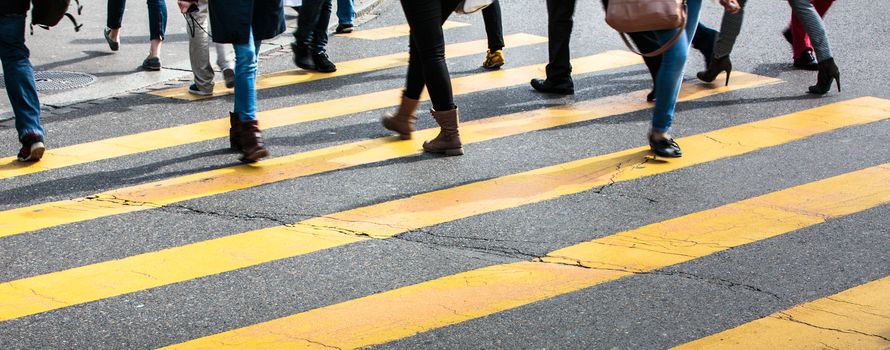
[423,107,463,156]
[381,95,420,140]
[229,112,243,151]
[238,120,269,163]
[808,57,841,95]
[696,55,733,86]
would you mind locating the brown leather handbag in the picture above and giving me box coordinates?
[605,0,687,57]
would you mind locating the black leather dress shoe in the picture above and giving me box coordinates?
[530,78,574,95]
[648,134,682,158]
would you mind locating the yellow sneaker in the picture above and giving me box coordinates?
[482,49,505,70]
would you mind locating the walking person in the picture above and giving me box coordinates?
[199,0,285,162]
[531,0,663,100]
[782,0,835,71]
[480,0,505,70]
[647,0,740,158]
[104,0,168,71]
[786,0,839,94]
[694,0,747,85]
[381,0,464,156]
[290,0,338,73]
[2,0,46,161]
[183,0,235,96]
[335,0,355,34]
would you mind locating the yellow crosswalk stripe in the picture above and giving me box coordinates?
[5,95,885,325]
[673,276,890,349]
[0,50,640,180]
[0,72,777,240]
[151,33,547,100]
[161,162,890,350]
[343,20,470,40]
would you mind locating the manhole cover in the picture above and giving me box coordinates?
[0,71,97,91]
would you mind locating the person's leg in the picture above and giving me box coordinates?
[188,0,214,93]
[106,0,126,42]
[691,23,716,62]
[311,0,333,53]
[651,0,702,135]
[0,16,44,152]
[233,33,258,122]
[147,0,167,53]
[790,5,810,59]
[482,0,504,51]
[400,0,457,112]
[295,0,325,45]
[713,0,746,58]
[543,0,576,86]
[337,0,355,25]
[788,0,832,62]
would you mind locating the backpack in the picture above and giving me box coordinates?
[30,0,83,34]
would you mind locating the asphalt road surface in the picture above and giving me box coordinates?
[1,0,888,349]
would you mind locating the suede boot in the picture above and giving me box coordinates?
[422,107,463,156]
[229,112,243,152]
[381,95,420,139]
[238,120,269,163]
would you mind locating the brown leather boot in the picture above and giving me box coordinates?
[229,112,243,151]
[422,107,463,156]
[238,120,269,163]
[381,95,419,140]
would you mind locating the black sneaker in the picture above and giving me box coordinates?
[335,24,354,34]
[313,51,337,73]
[530,78,574,95]
[142,55,161,71]
[291,42,316,70]
[17,132,45,162]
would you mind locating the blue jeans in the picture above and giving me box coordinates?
[295,0,332,53]
[0,15,44,142]
[651,0,703,133]
[337,0,355,25]
[107,0,168,41]
[233,29,261,122]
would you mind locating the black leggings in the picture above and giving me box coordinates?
[401,0,460,112]
[482,0,504,51]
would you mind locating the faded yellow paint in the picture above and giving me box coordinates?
[0,72,775,239]
[6,95,887,326]
[151,33,547,100]
[673,276,890,349]
[0,50,640,180]
[342,20,470,40]
[162,164,890,350]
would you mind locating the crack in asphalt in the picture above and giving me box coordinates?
[775,312,890,342]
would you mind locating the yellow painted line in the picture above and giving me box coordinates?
[6,93,885,327]
[162,164,890,350]
[343,20,470,40]
[674,276,890,349]
[0,71,775,240]
[151,33,547,100]
[0,50,640,180]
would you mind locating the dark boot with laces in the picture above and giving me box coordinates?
[312,51,337,73]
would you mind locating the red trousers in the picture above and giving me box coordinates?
[790,0,834,59]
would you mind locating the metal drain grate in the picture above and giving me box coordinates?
[0,71,97,91]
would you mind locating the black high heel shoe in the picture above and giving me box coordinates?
[696,55,733,86]
[648,133,682,158]
[807,58,841,95]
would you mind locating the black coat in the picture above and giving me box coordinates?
[0,0,30,16]
[209,0,286,45]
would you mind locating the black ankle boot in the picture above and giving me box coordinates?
[291,42,315,70]
[808,58,841,95]
[696,55,733,86]
[229,112,242,152]
[793,49,819,71]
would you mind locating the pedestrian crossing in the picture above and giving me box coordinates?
[0,50,639,180]
[150,33,547,100]
[2,23,889,349]
[160,163,890,349]
[0,72,776,238]
[342,20,470,40]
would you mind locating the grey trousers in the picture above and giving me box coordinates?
[787,0,833,61]
[713,0,746,58]
[188,0,233,92]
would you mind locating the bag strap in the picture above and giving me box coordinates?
[618,3,688,58]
